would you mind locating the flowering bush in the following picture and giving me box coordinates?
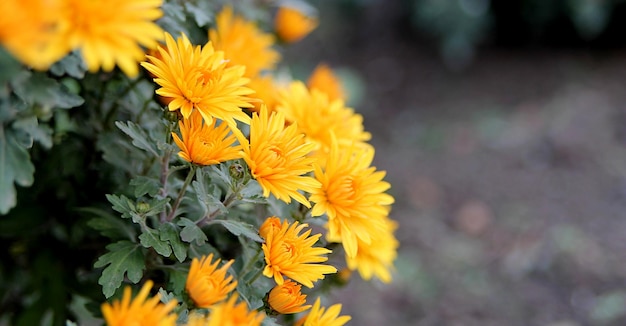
[0,0,398,325]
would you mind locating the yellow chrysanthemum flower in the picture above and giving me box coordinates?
[307,64,346,103]
[65,0,164,77]
[294,297,351,326]
[207,294,265,326]
[274,6,318,43]
[141,32,253,127]
[247,74,280,113]
[172,110,242,166]
[0,0,71,70]
[236,106,321,207]
[101,280,178,326]
[267,279,312,314]
[309,138,395,258]
[275,81,370,163]
[209,6,280,78]
[346,217,399,283]
[261,217,337,288]
[185,254,238,308]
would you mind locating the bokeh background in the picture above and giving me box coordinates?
[284,0,626,325]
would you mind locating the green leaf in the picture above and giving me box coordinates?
[159,223,187,262]
[240,180,267,204]
[139,228,172,257]
[177,217,207,245]
[105,194,135,219]
[130,176,161,197]
[80,207,137,240]
[184,2,213,27]
[143,197,170,217]
[94,241,145,298]
[0,126,35,214]
[209,219,263,243]
[12,116,53,149]
[192,179,226,215]
[49,51,86,78]
[115,121,160,157]
[11,71,84,109]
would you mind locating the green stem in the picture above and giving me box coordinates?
[166,165,196,222]
[238,246,263,282]
[196,183,243,225]
[246,267,265,285]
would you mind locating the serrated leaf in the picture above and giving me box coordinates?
[211,164,232,186]
[139,228,172,257]
[0,126,35,214]
[115,121,159,157]
[12,116,53,149]
[240,180,267,204]
[184,2,213,27]
[94,241,145,298]
[159,223,187,262]
[192,179,226,215]
[177,217,207,245]
[80,207,136,240]
[11,71,83,109]
[130,176,161,197]
[50,51,86,78]
[143,197,170,217]
[209,219,263,243]
[105,194,134,219]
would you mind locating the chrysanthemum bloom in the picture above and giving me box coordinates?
[274,6,318,43]
[185,254,238,308]
[207,294,265,326]
[209,6,280,78]
[267,279,312,314]
[141,32,254,127]
[307,64,346,102]
[247,75,280,113]
[236,106,321,207]
[346,217,399,283]
[294,297,351,326]
[172,110,242,165]
[101,280,178,326]
[310,138,395,258]
[0,0,71,70]
[275,81,370,164]
[259,216,283,239]
[261,217,337,288]
[64,0,164,77]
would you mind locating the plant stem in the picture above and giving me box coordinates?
[196,183,242,225]
[159,150,172,223]
[238,246,263,282]
[166,165,196,222]
[246,267,265,285]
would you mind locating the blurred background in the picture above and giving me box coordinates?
[283,0,626,325]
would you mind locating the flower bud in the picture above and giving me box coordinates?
[229,163,245,179]
[266,279,311,315]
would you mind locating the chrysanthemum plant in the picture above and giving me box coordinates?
[0,0,397,325]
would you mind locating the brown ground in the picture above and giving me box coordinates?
[284,1,626,325]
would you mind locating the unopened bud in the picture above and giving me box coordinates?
[229,163,245,179]
[136,201,150,213]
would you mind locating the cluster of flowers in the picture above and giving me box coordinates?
[1,0,398,324]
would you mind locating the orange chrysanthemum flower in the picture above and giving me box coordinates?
[261,217,337,288]
[209,6,280,78]
[236,106,321,207]
[207,294,265,326]
[274,6,318,43]
[172,110,242,165]
[0,0,71,70]
[275,81,370,163]
[307,64,346,103]
[101,280,178,326]
[65,0,164,77]
[185,254,238,308]
[294,297,351,326]
[141,32,253,127]
[309,138,395,258]
[247,74,281,113]
[267,279,312,314]
[347,216,398,283]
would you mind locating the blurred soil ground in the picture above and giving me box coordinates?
[284,1,626,325]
